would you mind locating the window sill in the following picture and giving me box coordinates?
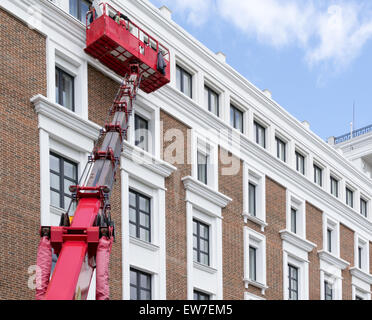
[243,278,268,295]
[318,250,350,270]
[242,211,267,231]
[129,236,160,252]
[280,230,317,253]
[349,267,372,285]
[50,205,66,216]
[193,262,217,275]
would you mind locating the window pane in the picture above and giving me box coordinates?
[197,152,208,185]
[210,91,218,116]
[291,208,297,234]
[130,286,137,300]
[135,115,149,152]
[50,173,60,191]
[176,67,182,91]
[50,154,60,172]
[129,208,137,223]
[64,161,77,180]
[183,72,191,97]
[139,196,150,212]
[61,72,74,111]
[69,0,78,19]
[50,190,60,207]
[64,196,72,210]
[249,246,256,281]
[80,0,90,23]
[249,183,256,216]
[64,178,74,194]
[140,290,151,300]
[130,270,137,285]
[140,212,150,228]
[129,223,137,238]
[204,87,209,109]
[129,191,136,207]
[140,273,151,289]
[140,228,150,242]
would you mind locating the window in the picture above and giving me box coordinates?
[204,86,219,116]
[193,220,210,266]
[194,290,210,300]
[134,114,149,152]
[324,217,338,256]
[176,65,192,98]
[360,198,368,218]
[346,187,354,208]
[130,268,152,300]
[55,67,74,111]
[358,246,363,269]
[245,228,267,289]
[327,228,333,253]
[197,151,208,185]
[254,121,266,148]
[324,281,333,300]
[129,190,151,242]
[50,153,78,210]
[330,176,339,197]
[296,152,305,175]
[248,183,257,217]
[249,246,257,281]
[313,164,323,187]
[290,208,297,234]
[69,0,91,24]
[230,105,243,133]
[276,137,286,162]
[288,264,299,300]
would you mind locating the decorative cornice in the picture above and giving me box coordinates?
[243,211,268,231]
[318,250,350,270]
[129,236,160,252]
[156,86,372,235]
[122,141,177,178]
[350,267,372,285]
[193,262,217,275]
[31,94,101,140]
[280,230,317,253]
[182,176,232,208]
[243,278,268,295]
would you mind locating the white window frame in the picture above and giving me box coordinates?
[192,136,218,191]
[295,148,306,176]
[353,287,371,300]
[52,46,88,118]
[355,234,369,273]
[283,253,309,300]
[345,184,355,209]
[203,79,222,118]
[244,227,267,294]
[128,99,158,157]
[286,192,306,239]
[313,160,324,188]
[242,163,267,230]
[330,173,340,199]
[320,271,342,300]
[253,118,267,149]
[323,215,340,257]
[360,195,369,219]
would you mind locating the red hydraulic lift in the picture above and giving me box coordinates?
[36,2,170,300]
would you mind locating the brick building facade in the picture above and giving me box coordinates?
[1,0,372,300]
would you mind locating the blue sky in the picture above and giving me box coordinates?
[148,0,372,141]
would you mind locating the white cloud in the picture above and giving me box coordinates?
[159,0,214,26]
[158,0,372,70]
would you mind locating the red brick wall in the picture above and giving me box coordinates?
[87,65,122,299]
[340,223,354,300]
[160,110,191,300]
[218,149,244,300]
[0,9,46,300]
[265,177,286,300]
[306,202,323,300]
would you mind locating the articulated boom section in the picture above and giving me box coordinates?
[38,65,141,300]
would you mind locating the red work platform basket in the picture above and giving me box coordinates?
[85,3,170,93]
